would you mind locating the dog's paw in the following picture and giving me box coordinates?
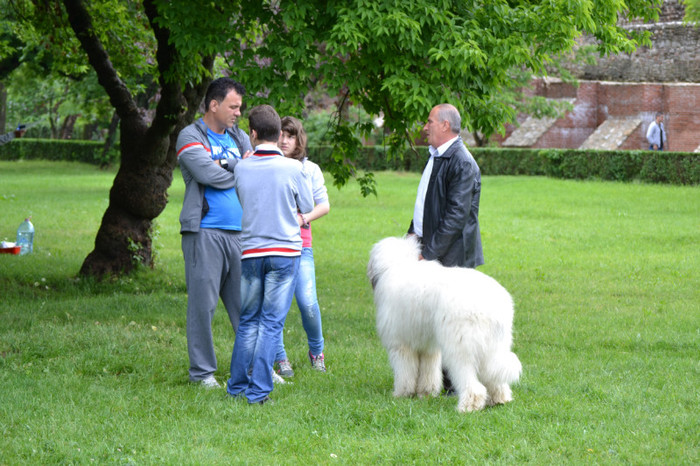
[457,392,488,412]
[488,384,513,406]
[393,389,416,398]
[416,389,440,398]
[416,381,441,398]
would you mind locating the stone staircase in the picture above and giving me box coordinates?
[579,118,643,150]
[501,98,575,148]
[501,115,558,147]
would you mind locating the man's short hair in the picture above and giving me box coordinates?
[249,105,281,142]
[655,112,664,118]
[204,78,246,112]
[281,116,307,161]
[436,104,462,134]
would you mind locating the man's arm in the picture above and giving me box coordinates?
[646,123,657,146]
[295,168,315,215]
[176,130,236,189]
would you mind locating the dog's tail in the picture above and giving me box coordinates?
[482,351,522,385]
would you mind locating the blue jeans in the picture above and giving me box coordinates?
[226,256,299,403]
[275,248,325,360]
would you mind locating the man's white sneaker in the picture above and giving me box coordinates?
[272,370,287,384]
[200,375,221,389]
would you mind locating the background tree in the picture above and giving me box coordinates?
[230,0,658,188]
[5,0,659,278]
[6,0,242,276]
[0,0,25,131]
[1,0,116,137]
[684,0,700,21]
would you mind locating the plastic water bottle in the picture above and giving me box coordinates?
[16,217,34,255]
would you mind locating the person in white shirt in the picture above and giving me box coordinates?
[646,112,667,151]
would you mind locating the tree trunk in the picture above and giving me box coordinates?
[79,155,174,276]
[82,122,99,140]
[473,131,486,147]
[48,97,59,139]
[60,114,79,139]
[64,0,212,278]
[0,83,6,132]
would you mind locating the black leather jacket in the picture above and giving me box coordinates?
[409,138,484,268]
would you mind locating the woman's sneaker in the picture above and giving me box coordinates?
[275,359,294,377]
[308,351,326,372]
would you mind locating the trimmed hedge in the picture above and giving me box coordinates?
[308,146,700,185]
[1,139,697,185]
[0,138,119,166]
[472,148,700,185]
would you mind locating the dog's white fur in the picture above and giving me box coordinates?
[367,236,522,412]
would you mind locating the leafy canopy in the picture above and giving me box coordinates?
[4,0,658,187]
[225,0,657,189]
[684,0,700,22]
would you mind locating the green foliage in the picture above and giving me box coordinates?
[1,1,131,140]
[5,64,114,139]
[9,0,157,86]
[4,0,661,154]
[684,0,700,22]
[5,138,697,185]
[472,148,700,185]
[2,0,667,277]
[306,146,700,185]
[4,0,661,149]
[303,107,384,147]
[0,162,698,463]
[0,138,118,165]
[230,0,657,188]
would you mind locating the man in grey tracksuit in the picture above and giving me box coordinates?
[175,78,253,388]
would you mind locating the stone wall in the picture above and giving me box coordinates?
[580,24,700,83]
[562,0,700,82]
[619,0,686,25]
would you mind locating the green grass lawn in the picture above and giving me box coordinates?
[1,160,698,464]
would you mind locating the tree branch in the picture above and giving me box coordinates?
[143,0,214,164]
[62,0,141,126]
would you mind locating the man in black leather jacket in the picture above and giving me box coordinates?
[408,103,484,395]
[408,103,483,268]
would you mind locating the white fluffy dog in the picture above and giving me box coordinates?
[367,236,522,412]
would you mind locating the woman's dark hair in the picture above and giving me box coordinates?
[280,116,307,161]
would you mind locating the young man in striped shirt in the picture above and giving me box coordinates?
[225,105,314,405]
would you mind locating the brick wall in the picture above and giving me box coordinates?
[527,79,700,152]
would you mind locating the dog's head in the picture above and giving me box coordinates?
[367,235,421,289]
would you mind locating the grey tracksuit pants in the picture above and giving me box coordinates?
[182,228,242,381]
